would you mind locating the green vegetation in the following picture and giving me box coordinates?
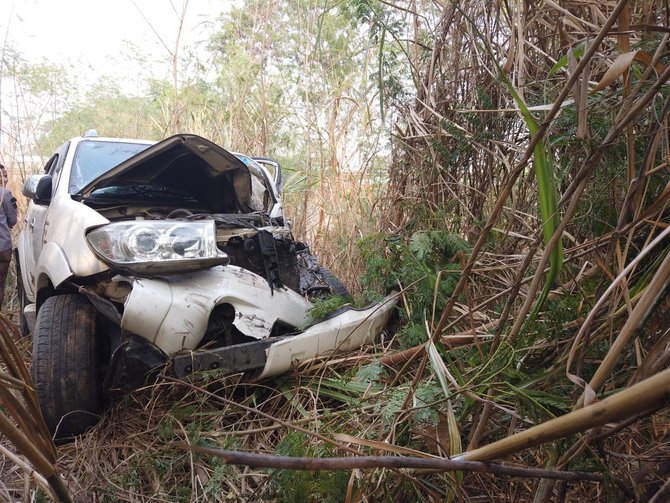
[307,295,353,324]
[271,431,349,503]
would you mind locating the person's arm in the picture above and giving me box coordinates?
[2,190,17,228]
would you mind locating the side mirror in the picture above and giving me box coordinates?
[22,175,53,205]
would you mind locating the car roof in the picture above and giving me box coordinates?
[69,136,156,145]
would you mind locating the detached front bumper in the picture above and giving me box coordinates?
[171,292,398,378]
[257,293,397,378]
[117,264,398,380]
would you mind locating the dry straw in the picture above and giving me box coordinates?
[0,313,71,502]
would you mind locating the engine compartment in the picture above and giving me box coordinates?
[91,205,340,299]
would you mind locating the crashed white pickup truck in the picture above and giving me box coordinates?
[16,132,396,438]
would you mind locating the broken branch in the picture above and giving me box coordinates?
[175,443,605,482]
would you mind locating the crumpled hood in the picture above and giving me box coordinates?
[78,134,254,213]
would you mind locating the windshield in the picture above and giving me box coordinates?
[69,140,151,193]
[87,184,201,205]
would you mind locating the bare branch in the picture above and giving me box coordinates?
[175,443,606,482]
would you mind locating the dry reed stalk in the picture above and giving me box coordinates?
[469,34,670,454]
[458,366,670,463]
[178,442,607,482]
[0,314,71,502]
[574,248,670,409]
[426,0,630,347]
[378,7,670,500]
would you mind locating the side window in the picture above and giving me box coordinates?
[48,141,71,191]
[43,154,58,174]
[54,142,70,171]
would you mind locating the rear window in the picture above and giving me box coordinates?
[69,141,151,193]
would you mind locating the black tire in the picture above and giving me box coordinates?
[317,267,350,298]
[32,294,101,440]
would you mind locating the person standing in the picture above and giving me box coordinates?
[0,164,17,309]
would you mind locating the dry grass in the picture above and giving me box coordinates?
[1,336,667,501]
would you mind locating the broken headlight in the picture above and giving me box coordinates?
[86,221,229,274]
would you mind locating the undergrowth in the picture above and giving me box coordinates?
[358,229,471,347]
[270,431,349,503]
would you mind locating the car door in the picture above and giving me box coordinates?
[253,157,283,195]
[19,142,69,299]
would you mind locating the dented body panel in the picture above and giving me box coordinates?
[121,265,313,355]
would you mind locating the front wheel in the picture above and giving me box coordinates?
[317,267,350,298]
[32,294,101,440]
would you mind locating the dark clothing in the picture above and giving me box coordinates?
[0,187,17,309]
[0,187,17,252]
[0,249,11,308]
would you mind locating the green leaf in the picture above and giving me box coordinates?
[503,79,563,319]
[548,43,585,77]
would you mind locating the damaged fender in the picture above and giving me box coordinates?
[120,264,314,355]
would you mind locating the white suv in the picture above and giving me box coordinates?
[17,132,396,439]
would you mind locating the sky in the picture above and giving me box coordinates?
[1,0,231,93]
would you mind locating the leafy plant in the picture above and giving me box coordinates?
[271,431,349,503]
[359,229,469,333]
[307,295,353,323]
